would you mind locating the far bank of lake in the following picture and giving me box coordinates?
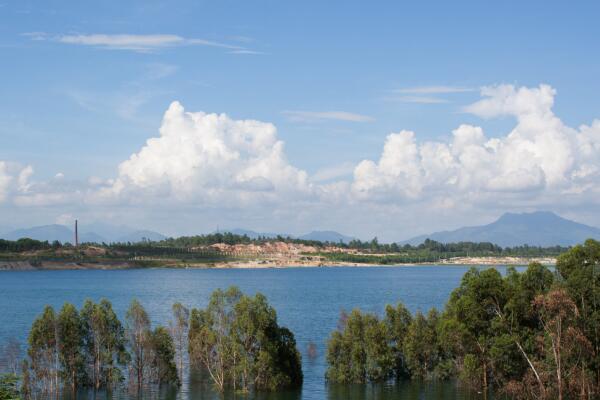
[0,256,555,271]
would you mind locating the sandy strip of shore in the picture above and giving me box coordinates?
[0,256,556,271]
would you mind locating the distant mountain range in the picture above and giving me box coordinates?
[403,211,600,247]
[6,212,594,247]
[0,223,166,244]
[0,223,356,245]
[222,229,355,243]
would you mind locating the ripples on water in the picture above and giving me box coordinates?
[0,266,515,399]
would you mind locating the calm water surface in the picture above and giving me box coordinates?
[0,266,515,399]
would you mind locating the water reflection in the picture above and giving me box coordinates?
[325,381,485,400]
[56,379,485,400]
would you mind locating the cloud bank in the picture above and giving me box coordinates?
[354,84,600,208]
[3,84,600,237]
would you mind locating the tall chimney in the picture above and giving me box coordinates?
[75,219,79,247]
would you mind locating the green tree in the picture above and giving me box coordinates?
[442,268,507,390]
[556,239,600,389]
[80,299,128,389]
[169,302,189,383]
[125,299,152,388]
[403,309,439,379]
[57,303,85,391]
[189,287,302,392]
[384,302,412,377]
[189,287,240,391]
[326,309,394,383]
[150,326,179,386]
[27,305,59,394]
[0,374,19,400]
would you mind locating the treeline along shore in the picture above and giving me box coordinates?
[0,234,564,270]
[1,239,599,399]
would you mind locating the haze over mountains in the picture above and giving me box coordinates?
[0,223,356,245]
[403,211,600,247]
[0,223,166,244]
[2,212,598,247]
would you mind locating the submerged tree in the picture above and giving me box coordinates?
[57,303,85,391]
[403,309,440,379]
[169,302,189,383]
[326,309,394,383]
[325,249,600,398]
[125,299,152,388]
[0,338,21,376]
[188,286,302,392]
[384,302,412,377]
[442,267,507,390]
[27,305,59,394]
[80,299,128,389]
[150,326,179,386]
[21,298,177,396]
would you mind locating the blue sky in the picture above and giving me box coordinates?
[1,1,600,240]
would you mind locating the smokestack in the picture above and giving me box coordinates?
[75,219,79,247]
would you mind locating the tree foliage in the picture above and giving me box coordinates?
[326,241,600,399]
[21,298,178,396]
[188,286,302,392]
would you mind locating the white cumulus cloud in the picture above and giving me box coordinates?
[352,84,600,207]
[0,162,36,203]
[99,101,313,206]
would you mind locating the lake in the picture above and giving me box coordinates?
[0,265,514,399]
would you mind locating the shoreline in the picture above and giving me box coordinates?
[0,256,556,271]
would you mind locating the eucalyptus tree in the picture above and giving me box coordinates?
[80,299,128,389]
[125,300,179,388]
[188,286,302,392]
[403,309,440,379]
[56,303,85,391]
[125,299,152,388]
[556,239,600,388]
[150,326,179,386]
[27,305,59,394]
[326,309,394,383]
[169,302,189,382]
[189,287,240,391]
[0,338,21,375]
[441,267,507,390]
[384,302,412,377]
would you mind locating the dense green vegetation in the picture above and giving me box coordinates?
[0,239,52,253]
[0,233,567,266]
[21,299,178,396]
[326,239,600,399]
[0,374,19,400]
[4,287,301,398]
[188,287,303,392]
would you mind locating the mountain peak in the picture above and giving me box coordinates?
[403,211,600,247]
